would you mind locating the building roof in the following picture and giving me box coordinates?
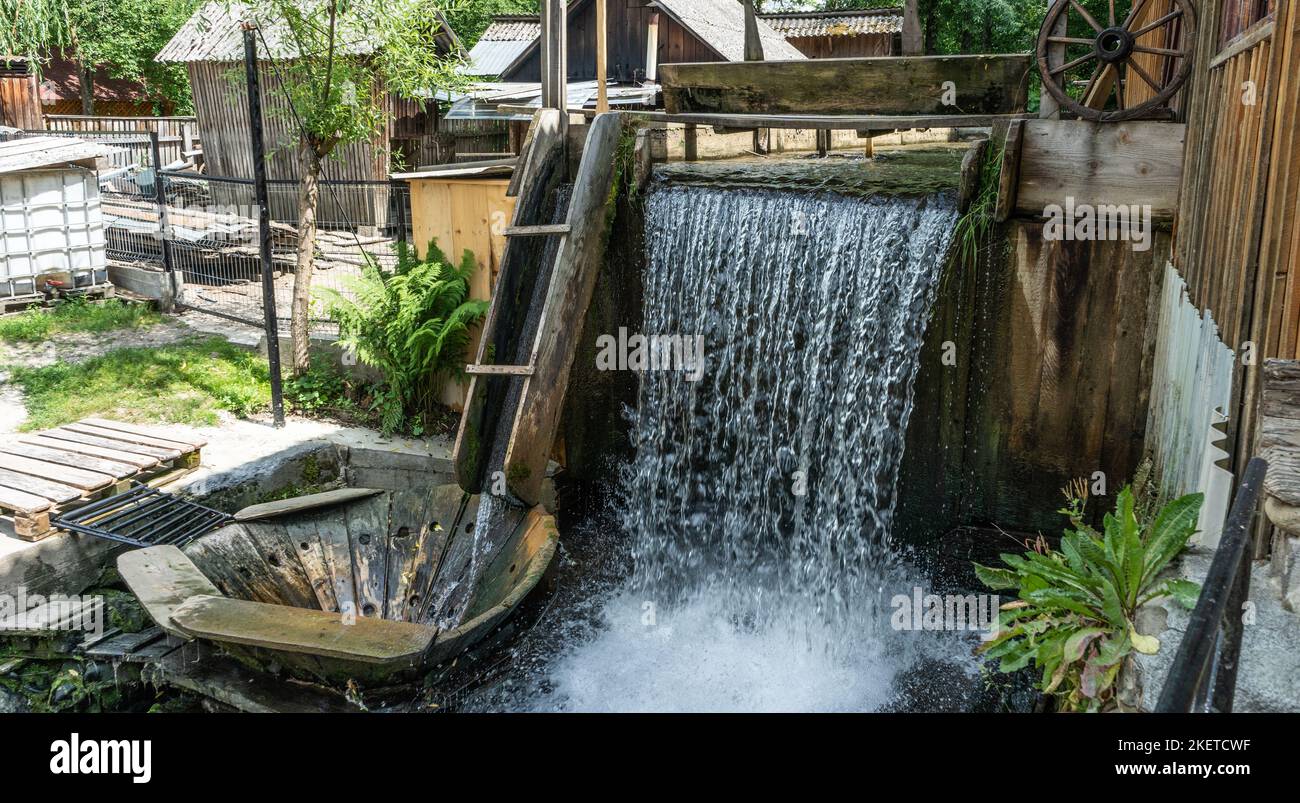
[0,136,117,175]
[157,1,460,63]
[465,17,540,77]
[467,0,803,78]
[758,9,904,39]
[651,0,805,61]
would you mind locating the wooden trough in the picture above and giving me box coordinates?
[118,484,558,686]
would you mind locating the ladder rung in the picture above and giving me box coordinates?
[503,224,570,237]
[465,364,535,376]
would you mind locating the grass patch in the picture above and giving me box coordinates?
[0,298,163,344]
[8,336,270,431]
[283,355,460,438]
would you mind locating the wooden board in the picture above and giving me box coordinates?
[659,55,1033,116]
[503,112,624,506]
[117,545,223,639]
[234,488,384,523]
[1014,120,1186,220]
[0,442,140,479]
[279,509,341,614]
[0,485,52,515]
[78,418,208,448]
[345,494,390,619]
[0,452,114,492]
[169,594,437,664]
[21,435,160,469]
[0,467,83,504]
[58,423,187,457]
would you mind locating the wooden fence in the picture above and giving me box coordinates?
[42,114,198,166]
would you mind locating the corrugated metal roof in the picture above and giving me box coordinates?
[651,0,806,61]
[0,136,118,175]
[759,10,903,38]
[156,1,459,63]
[465,38,535,77]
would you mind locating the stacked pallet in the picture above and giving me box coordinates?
[0,418,206,542]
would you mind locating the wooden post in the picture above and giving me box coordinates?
[684,122,697,161]
[743,0,765,61]
[645,13,660,81]
[902,0,923,55]
[1040,0,1066,118]
[553,0,568,115]
[596,0,608,112]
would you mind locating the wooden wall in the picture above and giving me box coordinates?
[1169,0,1298,485]
[43,115,197,165]
[507,0,722,82]
[407,176,516,408]
[783,33,894,59]
[0,72,42,130]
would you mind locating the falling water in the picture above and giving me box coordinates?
[514,172,961,711]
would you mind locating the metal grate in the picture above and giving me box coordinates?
[52,483,233,548]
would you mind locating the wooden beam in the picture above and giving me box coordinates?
[660,55,1033,116]
[596,0,609,113]
[596,109,1031,130]
[743,0,764,61]
[902,0,923,55]
[464,364,536,376]
[502,113,624,506]
[645,13,660,81]
[503,223,571,236]
[1013,119,1186,220]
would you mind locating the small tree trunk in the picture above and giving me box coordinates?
[291,142,322,376]
[78,63,95,115]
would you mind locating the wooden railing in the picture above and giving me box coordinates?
[42,114,198,166]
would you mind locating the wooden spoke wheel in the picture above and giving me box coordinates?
[1036,0,1196,121]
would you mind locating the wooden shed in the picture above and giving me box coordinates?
[0,57,43,130]
[758,9,902,59]
[155,2,459,222]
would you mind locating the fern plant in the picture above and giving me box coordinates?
[316,240,487,434]
[974,475,1204,712]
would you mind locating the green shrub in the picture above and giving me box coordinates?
[975,475,1204,712]
[316,240,487,434]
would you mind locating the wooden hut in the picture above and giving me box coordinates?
[758,9,902,58]
[156,2,460,224]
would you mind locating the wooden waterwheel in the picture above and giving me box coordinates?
[1036,0,1196,121]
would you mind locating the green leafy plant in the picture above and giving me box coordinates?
[974,474,1204,712]
[316,240,486,434]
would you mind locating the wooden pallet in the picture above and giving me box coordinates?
[0,418,206,542]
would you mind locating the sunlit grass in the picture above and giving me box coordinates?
[7,336,271,431]
[0,299,163,343]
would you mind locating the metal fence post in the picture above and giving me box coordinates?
[243,25,285,428]
[149,132,176,282]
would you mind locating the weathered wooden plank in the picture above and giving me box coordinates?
[0,467,83,504]
[660,55,1033,116]
[384,488,429,621]
[1014,120,1186,220]
[38,430,176,461]
[240,521,322,611]
[503,223,570,236]
[0,485,52,515]
[233,488,384,523]
[0,453,114,492]
[58,424,187,458]
[503,112,624,506]
[26,431,165,462]
[278,510,341,614]
[118,545,223,638]
[464,364,534,376]
[315,516,359,619]
[0,442,140,479]
[994,118,1025,222]
[410,487,476,624]
[345,494,390,619]
[78,417,208,448]
[169,594,437,664]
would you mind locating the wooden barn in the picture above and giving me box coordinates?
[464,0,805,84]
[156,2,459,199]
[758,9,902,58]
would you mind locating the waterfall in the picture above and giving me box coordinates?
[525,173,959,712]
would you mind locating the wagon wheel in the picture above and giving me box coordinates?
[1036,0,1196,122]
